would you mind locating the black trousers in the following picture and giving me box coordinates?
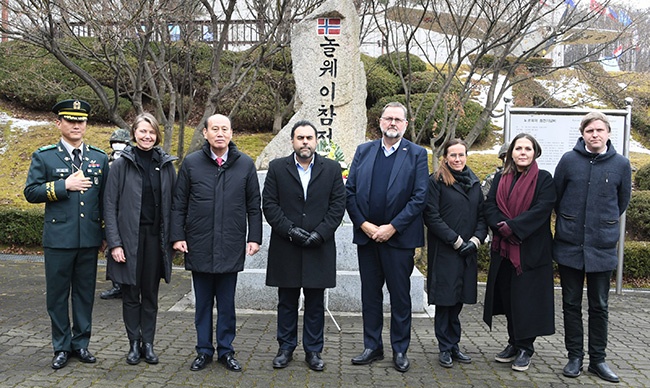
[276,287,325,353]
[495,260,535,356]
[558,264,612,363]
[122,225,162,343]
[435,303,463,352]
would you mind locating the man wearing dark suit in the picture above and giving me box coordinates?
[171,114,262,373]
[346,102,429,372]
[263,120,346,371]
[24,99,109,369]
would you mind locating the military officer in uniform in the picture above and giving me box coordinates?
[24,99,110,369]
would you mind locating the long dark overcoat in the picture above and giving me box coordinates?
[263,153,346,288]
[423,168,487,306]
[482,170,556,341]
[103,146,177,285]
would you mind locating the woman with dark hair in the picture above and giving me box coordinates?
[483,133,556,372]
[104,112,177,365]
[424,139,487,368]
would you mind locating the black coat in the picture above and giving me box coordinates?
[263,154,346,288]
[171,141,262,274]
[103,146,177,285]
[482,170,556,340]
[423,168,487,306]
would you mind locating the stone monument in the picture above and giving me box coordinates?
[255,0,366,169]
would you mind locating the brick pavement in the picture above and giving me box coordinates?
[1,256,649,387]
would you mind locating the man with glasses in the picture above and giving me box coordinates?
[346,102,429,372]
[24,99,110,369]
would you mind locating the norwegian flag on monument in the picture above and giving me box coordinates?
[317,18,341,35]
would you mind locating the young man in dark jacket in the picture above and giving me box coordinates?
[171,114,262,373]
[554,111,631,383]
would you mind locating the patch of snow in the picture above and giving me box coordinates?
[536,77,607,108]
[8,118,50,132]
[0,114,51,155]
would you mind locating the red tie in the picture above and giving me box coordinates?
[216,157,223,166]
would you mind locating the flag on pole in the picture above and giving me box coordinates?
[618,10,632,26]
[590,0,606,15]
[612,45,623,57]
[606,7,618,21]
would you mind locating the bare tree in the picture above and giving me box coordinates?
[186,0,323,151]
[364,0,631,164]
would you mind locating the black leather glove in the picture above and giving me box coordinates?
[302,231,324,247]
[458,241,477,257]
[288,226,310,246]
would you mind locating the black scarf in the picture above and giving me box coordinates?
[450,167,473,192]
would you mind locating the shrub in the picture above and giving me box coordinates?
[0,41,83,110]
[469,54,552,74]
[362,55,400,108]
[0,207,44,246]
[635,163,650,190]
[59,86,132,123]
[404,71,463,95]
[626,191,650,240]
[376,52,427,76]
[621,241,650,278]
[218,78,284,132]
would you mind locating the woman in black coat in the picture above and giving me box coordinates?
[103,113,177,365]
[483,133,556,372]
[424,139,487,368]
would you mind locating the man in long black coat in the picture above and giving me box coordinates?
[263,120,346,371]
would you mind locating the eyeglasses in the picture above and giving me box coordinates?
[380,117,406,124]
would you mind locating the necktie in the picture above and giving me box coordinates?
[216,157,223,166]
[72,148,82,170]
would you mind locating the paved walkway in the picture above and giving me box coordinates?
[1,255,649,387]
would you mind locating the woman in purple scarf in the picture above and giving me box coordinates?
[482,133,556,372]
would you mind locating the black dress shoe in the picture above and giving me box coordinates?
[218,352,242,372]
[100,283,122,299]
[351,348,384,365]
[562,357,583,378]
[126,340,141,365]
[588,361,619,383]
[512,350,531,372]
[451,348,472,364]
[393,352,410,372]
[495,344,518,363]
[305,352,324,371]
[190,353,213,371]
[272,349,293,369]
[51,351,69,369]
[73,348,97,363]
[142,343,159,364]
[439,351,453,368]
